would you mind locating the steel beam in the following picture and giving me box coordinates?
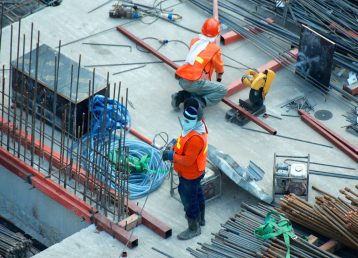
[116,26,178,70]
[298,110,358,162]
[220,18,274,45]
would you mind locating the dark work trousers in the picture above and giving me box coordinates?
[178,173,205,219]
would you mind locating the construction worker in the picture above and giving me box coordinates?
[172,17,227,110]
[162,99,208,240]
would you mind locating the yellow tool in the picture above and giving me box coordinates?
[226,69,276,126]
[242,69,276,99]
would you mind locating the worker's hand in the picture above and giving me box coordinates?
[162,150,174,162]
[216,73,223,82]
[166,138,177,150]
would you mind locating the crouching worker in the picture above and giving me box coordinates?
[162,99,208,240]
[172,17,227,110]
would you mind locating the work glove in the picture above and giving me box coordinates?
[217,73,223,82]
[166,138,177,150]
[162,150,174,162]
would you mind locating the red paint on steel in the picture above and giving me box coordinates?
[222,97,277,135]
[298,111,358,162]
[94,213,138,248]
[116,27,277,134]
[221,31,244,45]
[127,202,172,239]
[128,128,153,145]
[298,110,358,154]
[116,26,179,70]
[220,18,274,45]
[0,146,94,222]
[0,115,171,240]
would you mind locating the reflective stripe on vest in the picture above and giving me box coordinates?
[175,41,220,81]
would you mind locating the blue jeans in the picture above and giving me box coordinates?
[178,174,205,219]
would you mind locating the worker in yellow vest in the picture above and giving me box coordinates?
[172,18,227,110]
[162,99,208,240]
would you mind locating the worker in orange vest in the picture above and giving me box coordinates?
[162,99,208,240]
[172,17,227,110]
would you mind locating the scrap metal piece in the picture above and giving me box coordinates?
[207,144,272,203]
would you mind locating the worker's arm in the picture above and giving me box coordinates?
[212,49,224,81]
[173,136,204,167]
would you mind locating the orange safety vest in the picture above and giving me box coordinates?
[173,129,208,180]
[175,38,221,81]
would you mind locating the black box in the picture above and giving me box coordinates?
[11,44,107,137]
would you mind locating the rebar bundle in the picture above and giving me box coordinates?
[0,224,32,258]
[279,192,358,250]
[188,202,338,258]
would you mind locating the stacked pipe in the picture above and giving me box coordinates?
[279,193,358,250]
[298,109,358,162]
[339,186,358,206]
[187,202,338,258]
[246,0,357,61]
[0,224,32,258]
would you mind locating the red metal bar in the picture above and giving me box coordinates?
[222,97,277,135]
[116,27,277,134]
[127,202,172,238]
[128,128,153,145]
[298,110,358,154]
[0,115,171,240]
[298,113,358,162]
[220,18,274,45]
[116,26,179,70]
[94,213,138,248]
[0,146,94,222]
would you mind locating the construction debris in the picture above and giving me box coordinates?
[279,190,358,250]
[343,107,358,136]
[207,144,272,203]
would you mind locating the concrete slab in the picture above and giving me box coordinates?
[0,0,357,257]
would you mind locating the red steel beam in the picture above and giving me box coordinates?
[116,26,178,70]
[222,97,277,134]
[0,116,171,240]
[0,145,139,246]
[298,111,358,162]
[220,18,274,45]
[298,110,358,154]
[117,26,276,134]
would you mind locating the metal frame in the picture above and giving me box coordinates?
[272,153,310,201]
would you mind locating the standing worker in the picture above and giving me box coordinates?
[172,17,227,110]
[162,100,208,240]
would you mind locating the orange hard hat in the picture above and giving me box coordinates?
[201,18,220,37]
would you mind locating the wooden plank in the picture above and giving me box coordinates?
[307,234,318,245]
[118,214,142,231]
[319,240,341,253]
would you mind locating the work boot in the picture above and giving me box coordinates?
[171,93,181,111]
[177,217,201,240]
[199,204,205,226]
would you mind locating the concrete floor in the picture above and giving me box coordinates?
[0,0,357,257]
